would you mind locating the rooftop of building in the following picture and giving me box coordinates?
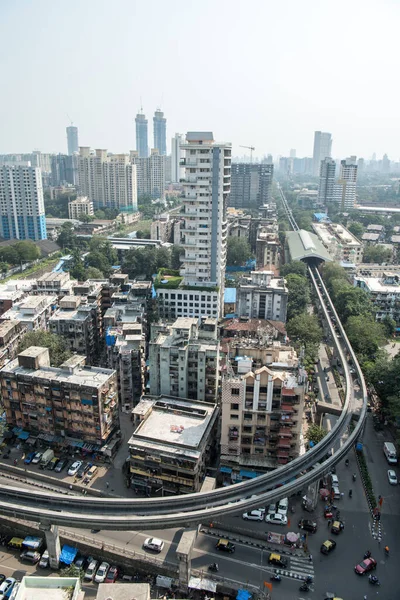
[129,395,218,458]
[238,271,288,291]
[1,295,57,321]
[391,235,400,243]
[14,577,81,600]
[367,224,384,231]
[36,271,70,284]
[362,232,380,241]
[220,317,287,336]
[355,274,400,293]
[69,196,92,204]
[285,229,332,263]
[0,319,21,337]
[96,584,150,600]
[312,222,362,247]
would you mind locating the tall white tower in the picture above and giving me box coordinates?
[313,131,332,176]
[171,133,184,183]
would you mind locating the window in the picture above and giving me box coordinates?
[231,403,239,410]
[230,414,239,420]
[231,388,240,396]
[244,412,252,420]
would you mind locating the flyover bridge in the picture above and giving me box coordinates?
[0,188,367,531]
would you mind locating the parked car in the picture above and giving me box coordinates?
[267,503,277,515]
[75,555,91,570]
[68,461,82,476]
[298,519,318,533]
[77,463,91,479]
[86,465,98,480]
[31,452,42,464]
[242,509,265,521]
[354,557,377,575]
[38,550,49,568]
[84,560,99,582]
[320,539,337,555]
[24,452,35,464]
[47,457,59,471]
[387,469,398,485]
[0,578,16,600]
[105,566,119,583]
[265,513,288,526]
[20,550,41,564]
[277,497,288,516]
[215,539,235,553]
[95,562,110,583]
[55,459,67,473]
[143,538,164,553]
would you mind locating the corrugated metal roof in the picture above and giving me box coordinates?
[286,229,332,262]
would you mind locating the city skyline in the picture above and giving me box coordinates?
[1,0,399,158]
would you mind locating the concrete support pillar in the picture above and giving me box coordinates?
[39,522,60,569]
[176,528,197,586]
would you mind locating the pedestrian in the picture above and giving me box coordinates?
[106,481,109,488]
[340,492,344,499]
[327,519,331,527]
[309,554,312,562]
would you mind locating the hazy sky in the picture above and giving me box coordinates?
[1,0,399,160]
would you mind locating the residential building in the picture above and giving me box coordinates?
[0,165,47,240]
[135,109,148,158]
[130,149,166,200]
[332,158,358,210]
[317,158,336,204]
[66,125,79,155]
[229,163,274,210]
[150,213,173,242]
[149,317,219,403]
[312,221,363,264]
[68,196,94,220]
[220,343,306,480]
[362,232,380,245]
[49,296,101,364]
[312,131,332,176]
[1,295,57,330]
[78,147,137,212]
[236,271,288,322]
[33,271,74,298]
[14,576,81,600]
[0,320,26,368]
[153,109,167,156]
[171,133,184,183]
[0,347,119,445]
[106,322,145,412]
[156,132,231,319]
[128,394,219,495]
[354,272,400,330]
[51,154,79,186]
[0,281,32,316]
[255,226,281,270]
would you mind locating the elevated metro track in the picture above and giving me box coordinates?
[0,189,368,529]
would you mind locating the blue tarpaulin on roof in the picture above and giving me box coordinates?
[18,431,30,440]
[240,470,257,479]
[220,466,232,474]
[224,288,237,303]
[60,545,78,565]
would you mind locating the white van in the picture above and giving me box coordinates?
[332,485,341,499]
[277,497,289,515]
[329,473,339,487]
[383,442,397,464]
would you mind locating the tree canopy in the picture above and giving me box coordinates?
[305,424,328,445]
[362,245,392,264]
[280,261,307,277]
[285,273,310,320]
[345,315,386,361]
[226,237,253,266]
[0,241,41,267]
[286,313,323,348]
[18,331,72,367]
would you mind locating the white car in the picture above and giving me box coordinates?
[0,578,16,600]
[277,497,289,516]
[388,469,398,485]
[31,452,42,464]
[84,560,99,581]
[265,513,288,526]
[143,537,164,553]
[68,461,82,476]
[267,503,277,514]
[242,509,265,521]
[94,561,110,583]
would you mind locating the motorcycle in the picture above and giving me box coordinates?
[364,551,371,559]
[299,583,310,592]
[270,575,281,582]
[208,563,219,572]
[352,473,357,481]
[345,458,349,467]
[304,575,313,584]
[349,489,352,498]
[368,574,380,586]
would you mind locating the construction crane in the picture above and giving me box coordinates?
[239,145,255,163]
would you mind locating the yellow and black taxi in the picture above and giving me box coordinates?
[331,520,345,534]
[268,552,288,568]
[320,539,337,555]
[216,538,235,553]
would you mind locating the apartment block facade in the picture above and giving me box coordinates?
[149,317,219,403]
[0,320,26,368]
[1,295,57,330]
[354,272,400,329]
[236,271,288,322]
[0,347,119,445]
[229,163,274,210]
[130,149,166,200]
[68,196,94,219]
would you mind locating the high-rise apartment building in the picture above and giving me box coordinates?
[313,131,332,176]
[66,125,79,155]
[236,271,288,322]
[51,154,79,187]
[68,196,94,220]
[317,157,336,204]
[0,347,119,446]
[0,165,47,241]
[171,133,184,183]
[153,109,167,156]
[78,147,137,212]
[229,163,274,210]
[130,149,166,200]
[332,158,358,210]
[135,110,148,158]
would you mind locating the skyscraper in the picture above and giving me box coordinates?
[66,126,79,155]
[317,158,336,204]
[332,158,358,210]
[135,110,148,158]
[0,165,47,240]
[313,131,332,176]
[229,163,274,209]
[171,133,184,183]
[78,148,137,212]
[153,109,167,156]
[156,132,231,320]
[130,149,166,200]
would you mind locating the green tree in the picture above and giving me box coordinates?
[18,331,72,367]
[363,245,392,264]
[58,222,77,250]
[171,245,184,270]
[346,315,386,361]
[227,237,252,266]
[305,424,328,445]
[136,229,151,239]
[15,241,41,262]
[334,286,373,323]
[0,246,21,266]
[94,209,106,219]
[286,313,323,348]
[0,262,8,274]
[321,262,348,292]
[382,315,396,337]
[85,266,104,279]
[285,273,310,319]
[348,222,365,238]
[86,251,110,275]
[280,261,307,277]
[69,249,86,280]
[59,564,83,581]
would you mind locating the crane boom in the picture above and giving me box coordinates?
[239,145,255,163]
